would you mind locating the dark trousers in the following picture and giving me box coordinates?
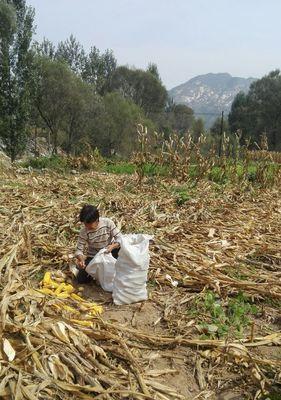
[76,248,119,284]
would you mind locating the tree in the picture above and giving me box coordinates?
[34,58,76,153]
[33,57,103,155]
[33,37,56,59]
[228,92,250,143]
[110,66,167,118]
[192,118,205,141]
[147,62,161,81]
[156,100,194,138]
[92,92,155,157]
[228,70,281,150]
[56,34,86,75]
[170,104,194,135]
[63,79,101,155]
[0,0,34,161]
[82,47,117,95]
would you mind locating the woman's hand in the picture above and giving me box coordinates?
[76,254,86,269]
[105,243,120,253]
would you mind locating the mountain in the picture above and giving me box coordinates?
[169,73,256,128]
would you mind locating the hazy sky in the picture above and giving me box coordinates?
[27,0,281,89]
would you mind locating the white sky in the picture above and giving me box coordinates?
[27,0,281,89]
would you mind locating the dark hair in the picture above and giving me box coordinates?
[79,205,99,223]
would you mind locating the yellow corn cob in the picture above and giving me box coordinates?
[45,280,60,289]
[70,293,84,302]
[63,284,74,294]
[43,272,51,285]
[37,288,54,295]
[56,292,69,299]
[54,283,66,295]
[70,319,93,327]
[62,305,78,313]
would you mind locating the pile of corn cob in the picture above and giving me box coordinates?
[37,271,103,326]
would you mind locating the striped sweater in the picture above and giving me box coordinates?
[75,217,121,257]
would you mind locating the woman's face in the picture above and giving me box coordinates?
[84,220,99,230]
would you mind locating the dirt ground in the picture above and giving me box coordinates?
[80,278,281,400]
[82,282,202,398]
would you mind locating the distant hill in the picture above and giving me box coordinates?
[169,73,256,128]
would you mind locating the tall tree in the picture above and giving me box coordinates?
[56,34,86,75]
[34,57,102,155]
[0,0,34,161]
[228,70,281,150]
[82,47,117,95]
[192,118,205,141]
[147,62,161,81]
[110,66,167,117]
[34,58,74,154]
[33,37,56,60]
[63,79,100,155]
[210,116,229,137]
[157,100,194,138]
[228,92,249,141]
[92,92,154,157]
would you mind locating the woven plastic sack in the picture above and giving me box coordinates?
[112,234,153,305]
[86,249,116,292]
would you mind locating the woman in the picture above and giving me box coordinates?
[75,204,121,284]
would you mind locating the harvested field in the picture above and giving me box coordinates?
[0,168,280,400]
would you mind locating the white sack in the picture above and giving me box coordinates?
[112,234,153,305]
[86,249,116,292]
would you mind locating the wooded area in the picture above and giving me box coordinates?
[1,0,281,162]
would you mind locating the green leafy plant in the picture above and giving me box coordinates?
[193,291,259,339]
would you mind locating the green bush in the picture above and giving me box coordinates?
[21,155,69,171]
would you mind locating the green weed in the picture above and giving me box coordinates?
[176,190,191,206]
[189,291,259,339]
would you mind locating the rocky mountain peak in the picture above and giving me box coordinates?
[169,73,256,128]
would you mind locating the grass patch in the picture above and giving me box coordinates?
[103,162,136,174]
[21,155,70,171]
[20,156,280,189]
[103,161,169,176]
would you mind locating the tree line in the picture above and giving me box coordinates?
[0,0,280,162]
[0,0,198,161]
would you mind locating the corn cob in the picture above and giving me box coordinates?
[63,284,74,294]
[42,272,51,285]
[56,292,70,299]
[37,288,54,295]
[44,280,60,290]
[70,293,85,302]
[54,283,66,295]
[62,305,78,313]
